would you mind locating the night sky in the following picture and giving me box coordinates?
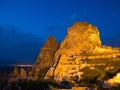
[0,0,120,65]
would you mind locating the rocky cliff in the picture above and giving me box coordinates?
[33,36,59,79]
[44,22,120,83]
[45,22,101,79]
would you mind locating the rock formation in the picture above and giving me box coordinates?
[33,36,59,79]
[20,68,27,77]
[107,73,120,86]
[13,66,19,77]
[56,22,101,55]
[44,22,120,82]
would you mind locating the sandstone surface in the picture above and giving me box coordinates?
[20,68,27,77]
[13,66,19,77]
[45,22,120,82]
[107,73,120,86]
[33,36,59,79]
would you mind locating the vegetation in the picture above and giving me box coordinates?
[25,80,52,90]
[79,57,120,86]
[25,79,72,90]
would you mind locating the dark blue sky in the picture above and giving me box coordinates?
[0,0,120,65]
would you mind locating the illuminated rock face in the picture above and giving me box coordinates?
[13,66,19,77]
[44,22,120,81]
[20,68,27,77]
[33,36,59,79]
[45,22,101,79]
[56,22,101,56]
[106,73,120,86]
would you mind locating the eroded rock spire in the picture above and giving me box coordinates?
[33,36,59,80]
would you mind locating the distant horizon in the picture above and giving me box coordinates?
[0,63,34,66]
[0,59,35,65]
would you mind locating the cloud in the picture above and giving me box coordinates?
[71,14,80,21]
[44,24,69,42]
[102,32,120,47]
[16,37,42,48]
[0,25,43,64]
[45,25,66,32]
